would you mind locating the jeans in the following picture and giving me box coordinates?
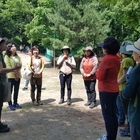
[59,73,72,100]
[116,94,125,124]
[84,80,96,103]
[0,84,4,122]
[25,80,29,87]
[99,91,118,140]
[130,123,140,140]
[8,78,20,105]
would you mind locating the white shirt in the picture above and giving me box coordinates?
[57,55,76,75]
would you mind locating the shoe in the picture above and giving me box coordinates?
[9,105,16,111]
[119,127,130,137]
[22,87,28,90]
[84,101,91,106]
[37,101,43,105]
[14,103,22,109]
[0,123,8,129]
[89,102,96,108]
[32,101,38,106]
[67,99,71,105]
[0,124,10,133]
[58,99,64,104]
[97,135,107,140]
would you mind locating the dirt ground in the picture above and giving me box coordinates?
[1,52,131,140]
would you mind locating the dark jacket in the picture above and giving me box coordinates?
[122,64,140,129]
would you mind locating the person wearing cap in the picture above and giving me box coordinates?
[96,37,120,140]
[122,38,140,140]
[57,45,76,105]
[4,44,22,110]
[0,38,21,132]
[80,46,98,108]
[117,41,135,136]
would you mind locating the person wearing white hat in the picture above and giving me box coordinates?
[122,38,140,140]
[80,46,98,108]
[57,45,76,105]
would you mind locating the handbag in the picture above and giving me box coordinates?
[3,81,11,102]
[23,66,32,80]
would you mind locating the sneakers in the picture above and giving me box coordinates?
[0,123,10,133]
[37,101,44,106]
[67,99,71,105]
[89,102,96,108]
[58,99,64,104]
[119,127,130,137]
[22,87,28,90]
[84,101,91,106]
[97,135,107,140]
[9,105,16,111]
[14,103,22,109]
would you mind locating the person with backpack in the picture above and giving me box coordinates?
[122,38,140,140]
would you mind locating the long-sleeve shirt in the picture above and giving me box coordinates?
[80,56,98,81]
[96,54,120,92]
[122,64,140,129]
[57,55,76,75]
[4,55,22,79]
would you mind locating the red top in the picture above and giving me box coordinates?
[96,54,120,92]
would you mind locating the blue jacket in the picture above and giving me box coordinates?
[122,64,140,129]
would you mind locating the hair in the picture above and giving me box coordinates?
[0,40,5,45]
[103,37,120,55]
[31,45,39,55]
[5,43,17,57]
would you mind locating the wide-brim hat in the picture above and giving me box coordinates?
[61,45,70,53]
[119,41,133,55]
[126,38,140,55]
[83,46,94,53]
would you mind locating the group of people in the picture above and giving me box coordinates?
[0,36,140,140]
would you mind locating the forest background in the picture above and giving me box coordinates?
[0,0,140,57]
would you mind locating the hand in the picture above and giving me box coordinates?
[63,55,68,60]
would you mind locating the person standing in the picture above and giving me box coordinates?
[4,44,22,111]
[0,38,21,132]
[28,46,44,106]
[57,46,76,105]
[80,46,98,108]
[122,38,140,140]
[22,49,32,90]
[117,41,135,137]
[96,37,120,140]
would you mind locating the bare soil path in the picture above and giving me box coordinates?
[1,52,130,140]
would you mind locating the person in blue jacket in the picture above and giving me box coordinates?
[122,38,140,140]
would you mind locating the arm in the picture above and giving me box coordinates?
[89,56,98,75]
[0,62,21,73]
[66,56,76,69]
[39,58,44,73]
[96,58,108,81]
[122,73,139,99]
[118,68,128,84]
[28,57,34,72]
[57,55,66,67]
